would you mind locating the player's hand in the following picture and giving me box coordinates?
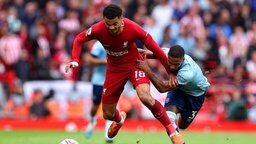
[135,58,150,72]
[169,73,178,88]
[138,49,153,58]
[64,61,79,73]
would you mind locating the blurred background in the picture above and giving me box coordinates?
[1,0,256,134]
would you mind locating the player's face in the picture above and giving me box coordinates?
[168,56,184,72]
[104,17,123,36]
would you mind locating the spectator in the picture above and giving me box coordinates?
[29,89,52,118]
[226,89,247,121]
[180,2,204,38]
[13,49,30,83]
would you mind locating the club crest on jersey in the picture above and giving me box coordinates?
[123,41,128,48]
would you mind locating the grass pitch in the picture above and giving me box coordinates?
[0,130,255,144]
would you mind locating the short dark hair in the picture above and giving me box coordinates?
[168,45,185,58]
[103,4,122,19]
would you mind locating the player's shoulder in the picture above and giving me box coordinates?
[184,54,192,60]
[179,55,193,72]
[94,20,105,27]
[184,55,196,65]
[87,20,106,35]
[123,18,140,28]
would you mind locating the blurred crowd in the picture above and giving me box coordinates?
[1,0,256,122]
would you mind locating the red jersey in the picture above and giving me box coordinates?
[71,18,169,72]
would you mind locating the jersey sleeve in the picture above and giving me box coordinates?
[135,25,170,73]
[71,27,96,63]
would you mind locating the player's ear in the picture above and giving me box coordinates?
[120,18,124,26]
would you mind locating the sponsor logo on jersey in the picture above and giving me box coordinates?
[105,50,128,56]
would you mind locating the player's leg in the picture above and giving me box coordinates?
[101,70,128,139]
[178,93,205,130]
[165,106,186,144]
[131,69,184,143]
[165,105,179,133]
[85,85,103,138]
[164,90,186,144]
[164,90,185,133]
[135,84,184,144]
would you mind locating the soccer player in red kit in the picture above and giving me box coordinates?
[65,4,184,144]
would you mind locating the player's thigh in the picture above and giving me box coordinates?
[178,109,199,129]
[165,105,179,113]
[102,70,128,105]
[179,94,205,129]
[130,68,153,105]
[164,90,185,110]
[178,116,190,129]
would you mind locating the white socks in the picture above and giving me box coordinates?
[105,120,113,141]
[166,111,179,134]
[118,115,125,125]
[105,120,112,132]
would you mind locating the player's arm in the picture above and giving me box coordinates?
[132,22,169,69]
[65,30,91,73]
[135,58,176,93]
[140,33,169,71]
[136,26,178,87]
[138,48,171,59]
[138,48,178,87]
[137,48,155,58]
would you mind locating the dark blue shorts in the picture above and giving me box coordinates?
[92,84,103,105]
[164,89,206,124]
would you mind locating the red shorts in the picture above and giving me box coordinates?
[102,63,150,104]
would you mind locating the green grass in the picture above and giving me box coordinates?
[0,130,255,144]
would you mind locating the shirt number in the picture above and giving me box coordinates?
[188,110,198,120]
[135,71,145,79]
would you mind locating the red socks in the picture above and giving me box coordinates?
[110,109,122,123]
[149,99,175,135]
